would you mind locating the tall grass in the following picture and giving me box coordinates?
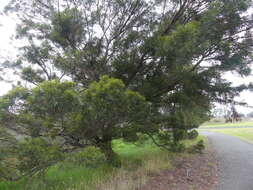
[0,139,172,190]
[0,136,204,190]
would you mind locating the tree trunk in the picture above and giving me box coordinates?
[98,140,121,167]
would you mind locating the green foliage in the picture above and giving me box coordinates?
[0,157,19,181]
[70,76,151,165]
[0,76,152,171]
[0,86,29,122]
[187,140,205,154]
[158,21,203,62]
[1,0,252,178]
[27,80,77,117]
[0,139,172,190]
[50,8,84,48]
[70,146,106,168]
[169,142,186,153]
[21,67,45,84]
[134,134,150,146]
[17,138,64,177]
[173,129,188,142]
[0,126,19,181]
[187,130,199,140]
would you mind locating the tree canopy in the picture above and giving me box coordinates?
[0,0,252,176]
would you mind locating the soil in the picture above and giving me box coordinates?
[138,148,219,190]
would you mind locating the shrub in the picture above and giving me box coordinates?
[170,142,186,152]
[173,129,188,142]
[0,150,20,181]
[17,138,64,177]
[187,130,199,140]
[134,134,150,146]
[188,140,205,154]
[71,146,106,168]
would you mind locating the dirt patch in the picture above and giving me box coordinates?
[138,149,219,190]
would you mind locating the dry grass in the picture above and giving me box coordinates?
[78,150,172,190]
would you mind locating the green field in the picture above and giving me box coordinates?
[0,137,203,190]
[209,128,253,143]
[200,121,253,128]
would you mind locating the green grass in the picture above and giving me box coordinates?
[210,128,253,143]
[0,140,167,190]
[183,135,205,146]
[200,121,253,128]
[0,137,203,190]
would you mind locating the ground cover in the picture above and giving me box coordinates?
[0,137,204,190]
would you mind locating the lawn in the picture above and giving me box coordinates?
[200,121,253,128]
[0,137,203,190]
[210,128,253,143]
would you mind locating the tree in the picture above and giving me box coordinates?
[4,0,252,91]
[74,76,151,165]
[1,0,252,172]
[0,76,152,167]
[247,112,253,118]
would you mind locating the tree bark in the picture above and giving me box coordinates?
[98,139,121,167]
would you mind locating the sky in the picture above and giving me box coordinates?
[0,0,253,114]
[0,0,17,94]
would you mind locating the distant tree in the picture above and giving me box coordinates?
[212,107,227,118]
[247,112,253,118]
[224,104,245,123]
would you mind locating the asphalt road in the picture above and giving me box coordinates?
[201,131,253,190]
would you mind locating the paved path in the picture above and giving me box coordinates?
[201,131,253,190]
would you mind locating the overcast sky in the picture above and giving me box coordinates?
[0,0,253,114]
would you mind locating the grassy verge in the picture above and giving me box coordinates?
[0,137,203,190]
[200,121,253,128]
[210,128,253,143]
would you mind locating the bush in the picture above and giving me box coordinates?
[0,128,20,181]
[188,140,205,154]
[170,142,186,152]
[173,129,188,142]
[71,146,106,168]
[187,130,198,140]
[134,134,150,146]
[0,150,20,181]
[17,138,64,177]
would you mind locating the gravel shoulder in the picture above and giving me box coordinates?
[139,131,253,190]
[202,131,253,190]
[138,148,219,190]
